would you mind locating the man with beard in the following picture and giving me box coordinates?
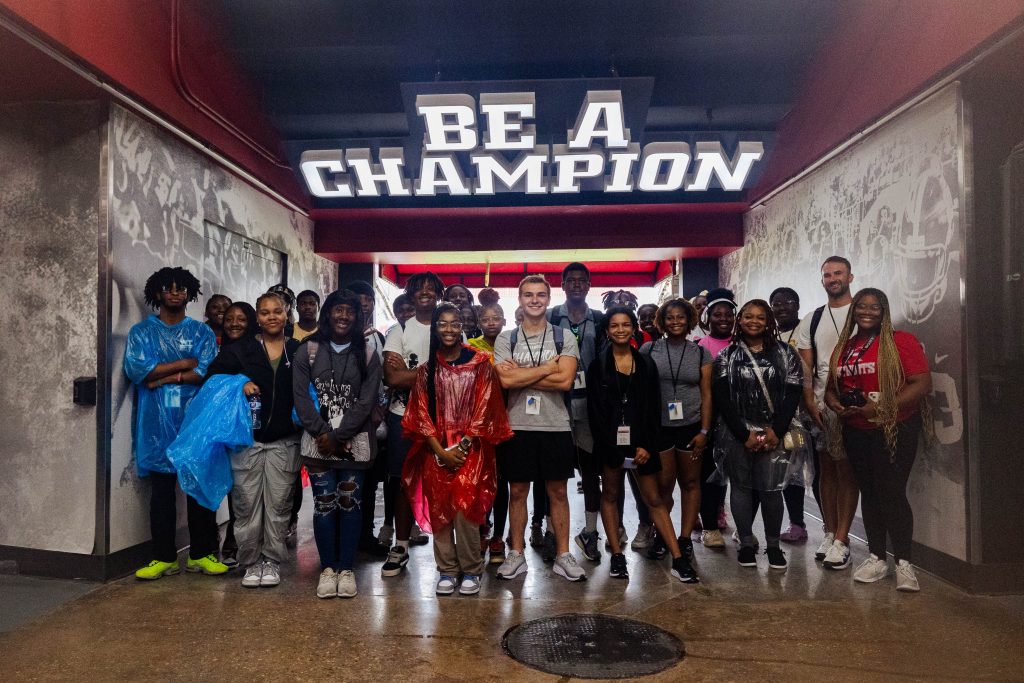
[796,256,859,571]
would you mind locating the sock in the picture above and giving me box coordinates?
[396,540,409,551]
[585,511,598,533]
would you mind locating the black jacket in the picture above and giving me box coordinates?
[585,347,662,459]
[207,336,301,443]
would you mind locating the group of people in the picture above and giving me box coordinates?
[125,254,932,599]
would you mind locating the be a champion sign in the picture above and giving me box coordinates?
[300,90,763,198]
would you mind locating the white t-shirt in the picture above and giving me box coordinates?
[796,302,851,401]
[383,317,432,416]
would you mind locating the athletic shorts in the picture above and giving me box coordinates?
[658,421,703,453]
[497,430,576,483]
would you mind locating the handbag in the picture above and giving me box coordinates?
[301,428,372,464]
[739,342,806,452]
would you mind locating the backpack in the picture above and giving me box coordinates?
[809,305,825,378]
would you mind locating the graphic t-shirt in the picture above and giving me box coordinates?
[836,330,929,430]
[383,317,432,416]
[493,322,580,432]
[640,338,712,427]
[796,303,851,401]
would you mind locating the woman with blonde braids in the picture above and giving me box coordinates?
[824,288,931,592]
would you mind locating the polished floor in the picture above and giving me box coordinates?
[2,486,1023,682]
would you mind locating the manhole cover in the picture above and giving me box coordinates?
[502,613,684,679]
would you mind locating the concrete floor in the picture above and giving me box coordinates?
[2,487,1023,682]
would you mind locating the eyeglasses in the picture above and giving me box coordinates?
[160,285,189,294]
[436,321,464,331]
[854,303,883,312]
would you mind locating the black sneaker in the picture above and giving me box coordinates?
[646,532,667,560]
[679,537,695,562]
[737,546,757,567]
[381,546,410,577]
[766,547,788,571]
[671,555,699,583]
[574,530,602,562]
[609,552,629,579]
[541,530,557,563]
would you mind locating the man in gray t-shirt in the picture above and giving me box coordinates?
[493,275,585,583]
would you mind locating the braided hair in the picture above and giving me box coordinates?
[426,302,462,423]
[601,289,639,312]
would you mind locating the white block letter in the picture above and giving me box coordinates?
[686,141,764,191]
[568,91,630,150]
[638,142,691,192]
[472,147,549,194]
[603,144,641,192]
[299,150,353,198]
[551,144,605,193]
[416,94,478,151]
[415,155,472,196]
[344,148,411,197]
[480,92,536,150]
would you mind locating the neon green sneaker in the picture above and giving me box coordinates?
[135,560,180,580]
[186,554,229,575]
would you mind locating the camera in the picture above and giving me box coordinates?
[839,387,867,408]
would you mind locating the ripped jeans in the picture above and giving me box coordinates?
[309,468,365,571]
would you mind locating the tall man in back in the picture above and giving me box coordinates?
[494,275,586,582]
[796,256,860,570]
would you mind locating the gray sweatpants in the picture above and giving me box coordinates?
[433,512,484,576]
[230,436,301,566]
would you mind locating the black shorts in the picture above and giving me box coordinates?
[658,421,704,453]
[497,430,576,483]
[601,445,662,476]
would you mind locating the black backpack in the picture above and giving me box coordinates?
[809,305,825,378]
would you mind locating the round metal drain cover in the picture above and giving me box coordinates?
[502,613,684,679]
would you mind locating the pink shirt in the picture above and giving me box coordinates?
[698,334,731,360]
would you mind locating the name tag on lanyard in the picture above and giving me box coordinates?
[525,394,541,415]
[667,401,684,421]
[573,371,586,391]
[616,425,631,446]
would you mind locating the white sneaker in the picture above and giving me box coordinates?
[823,540,851,570]
[896,560,920,592]
[630,524,653,551]
[496,550,527,579]
[377,525,394,548]
[260,559,281,586]
[241,561,263,588]
[731,530,759,548]
[337,569,357,598]
[853,554,888,583]
[815,532,836,561]
[553,552,587,582]
[459,573,481,595]
[316,568,338,598]
[436,574,458,595]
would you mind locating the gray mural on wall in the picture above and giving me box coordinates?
[107,104,335,552]
[721,85,966,560]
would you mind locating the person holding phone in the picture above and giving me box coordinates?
[587,307,696,582]
[401,303,512,595]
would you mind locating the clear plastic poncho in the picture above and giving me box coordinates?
[710,342,810,491]
[165,374,253,511]
[123,315,217,476]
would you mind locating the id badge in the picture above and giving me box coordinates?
[525,395,541,415]
[573,371,586,391]
[667,401,684,421]
[616,425,631,446]
[165,384,181,409]
[330,414,342,429]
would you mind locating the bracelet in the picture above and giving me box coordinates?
[699,428,709,435]
[177,371,182,383]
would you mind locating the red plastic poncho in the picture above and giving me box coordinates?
[401,348,513,533]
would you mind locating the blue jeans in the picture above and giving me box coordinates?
[309,468,365,571]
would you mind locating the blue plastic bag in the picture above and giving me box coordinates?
[124,315,217,476]
[166,374,253,511]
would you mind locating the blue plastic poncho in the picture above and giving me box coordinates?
[123,315,217,476]
[166,374,253,511]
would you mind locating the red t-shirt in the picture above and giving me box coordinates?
[837,330,929,430]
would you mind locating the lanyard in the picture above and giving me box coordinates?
[783,328,797,346]
[664,338,688,399]
[569,318,588,346]
[325,342,352,389]
[827,306,842,336]
[258,335,290,368]
[521,324,548,367]
[613,354,635,424]
[841,334,876,375]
